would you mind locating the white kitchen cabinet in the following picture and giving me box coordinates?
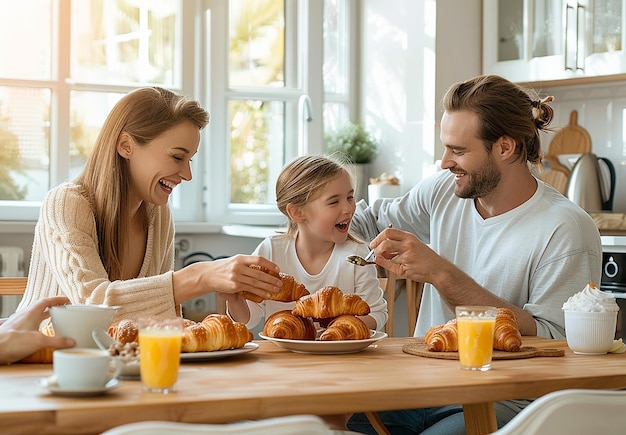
[483,0,626,82]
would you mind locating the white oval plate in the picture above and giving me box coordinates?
[259,330,387,354]
[180,342,259,362]
[39,377,121,397]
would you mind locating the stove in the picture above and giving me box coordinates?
[601,236,626,339]
[601,236,626,293]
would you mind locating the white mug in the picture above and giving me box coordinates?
[53,348,122,389]
[49,305,119,348]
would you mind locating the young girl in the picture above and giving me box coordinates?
[227,155,388,332]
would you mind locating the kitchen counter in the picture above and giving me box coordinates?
[590,213,626,235]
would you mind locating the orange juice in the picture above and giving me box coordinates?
[139,330,182,391]
[456,317,495,371]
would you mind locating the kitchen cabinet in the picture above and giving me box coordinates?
[483,0,626,82]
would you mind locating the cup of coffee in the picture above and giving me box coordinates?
[49,305,119,348]
[53,348,122,389]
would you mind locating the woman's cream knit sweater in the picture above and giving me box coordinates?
[17,182,178,322]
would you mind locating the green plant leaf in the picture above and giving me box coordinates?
[325,121,378,164]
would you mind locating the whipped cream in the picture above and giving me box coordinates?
[562,283,619,313]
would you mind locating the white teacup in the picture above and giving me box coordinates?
[53,348,122,389]
[49,305,119,348]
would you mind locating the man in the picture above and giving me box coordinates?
[348,74,602,434]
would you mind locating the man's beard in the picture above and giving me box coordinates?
[454,155,501,199]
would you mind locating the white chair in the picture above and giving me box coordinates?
[491,389,626,435]
[100,415,361,435]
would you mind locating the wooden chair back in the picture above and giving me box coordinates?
[379,273,424,337]
[0,277,28,296]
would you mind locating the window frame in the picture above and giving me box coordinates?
[0,0,358,228]
[204,0,331,226]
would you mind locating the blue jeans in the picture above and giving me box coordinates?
[347,400,528,435]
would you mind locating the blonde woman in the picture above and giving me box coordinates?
[17,87,281,322]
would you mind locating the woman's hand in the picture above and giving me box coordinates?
[0,296,76,364]
[173,255,282,304]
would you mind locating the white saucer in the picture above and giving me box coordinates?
[39,377,121,397]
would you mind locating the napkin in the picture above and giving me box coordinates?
[609,339,626,353]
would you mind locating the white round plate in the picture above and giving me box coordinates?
[39,377,121,397]
[180,342,259,361]
[259,330,387,354]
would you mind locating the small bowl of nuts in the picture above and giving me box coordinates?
[92,329,140,379]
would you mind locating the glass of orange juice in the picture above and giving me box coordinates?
[455,306,497,371]
[138,317,183,393]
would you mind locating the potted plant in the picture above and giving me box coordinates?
[325,121,378,201]
[325,121,378,164]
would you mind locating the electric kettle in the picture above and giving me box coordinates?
[565,153,616,212]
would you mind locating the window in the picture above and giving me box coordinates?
[207,0,354,225]
[0,0,355,225]
[0,0,189,220]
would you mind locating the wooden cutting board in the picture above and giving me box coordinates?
[402,341,564,360]
[547,110,592,156]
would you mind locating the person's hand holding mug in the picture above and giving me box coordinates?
[0,296,75,364]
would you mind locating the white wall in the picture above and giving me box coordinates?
[362,0,482,192]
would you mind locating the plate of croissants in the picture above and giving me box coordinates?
[239,270,387,354]
[258,285,387,354]
[260,329,387,355]
[106,314,258,363]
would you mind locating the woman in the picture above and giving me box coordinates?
[17,87,281,322]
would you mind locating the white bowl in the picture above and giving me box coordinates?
[50,305,119,348]
[564,310,617,355]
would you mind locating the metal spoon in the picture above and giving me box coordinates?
[346,224,392,266]
[346,248,376,266]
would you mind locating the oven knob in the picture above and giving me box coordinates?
[604,256,618,279]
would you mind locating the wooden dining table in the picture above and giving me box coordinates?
[2,336,626,435]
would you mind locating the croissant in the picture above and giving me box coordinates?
[263,310,317,340]
[240,264,310,303]
[181,314,253,352]
[425,308,523,353]
[20,321,56,363]
[319,315,370,341]
[108,319,139,345]
[425,319,458,352]
[493,308,522,352]
[292,286,370,319]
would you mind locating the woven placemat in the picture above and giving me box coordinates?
[402,341,564,360]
